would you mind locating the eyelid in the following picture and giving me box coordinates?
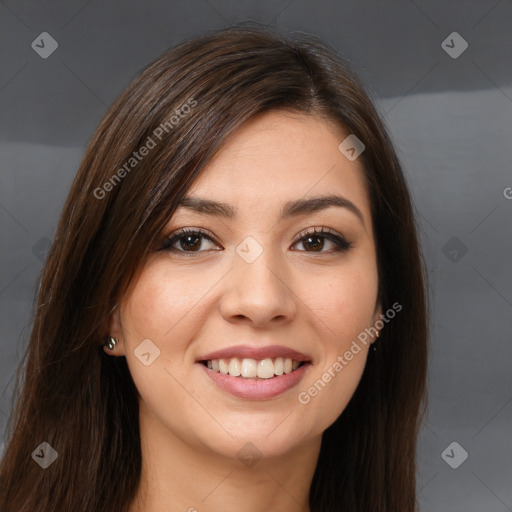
[293,225,342,242]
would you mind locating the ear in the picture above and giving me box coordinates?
[103,305,126,357]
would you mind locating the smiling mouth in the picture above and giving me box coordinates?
[200,357,308,379]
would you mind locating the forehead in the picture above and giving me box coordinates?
[181,110,371,222]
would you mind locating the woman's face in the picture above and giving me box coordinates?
[109,110,381,461]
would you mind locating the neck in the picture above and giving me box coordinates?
[129,402,321,512]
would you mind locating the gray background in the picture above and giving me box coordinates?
[1,1,511,510]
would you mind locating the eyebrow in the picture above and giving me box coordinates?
[177,194,365,227]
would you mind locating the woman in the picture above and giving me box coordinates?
[0,25,428,512]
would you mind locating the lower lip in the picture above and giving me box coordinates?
[199,363,311,400]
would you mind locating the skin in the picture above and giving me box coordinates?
[106,110,382,512]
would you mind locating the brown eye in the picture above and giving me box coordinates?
[162,228,220,254]
[292,227,352,253]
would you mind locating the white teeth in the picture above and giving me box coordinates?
[228,358,241,377]
[257,358,275,379]
[241,358,257,378]
[274,357,284,375]
[205,357,304,378]
[219,359,229,374]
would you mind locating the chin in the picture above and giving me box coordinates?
[193,413,317,462]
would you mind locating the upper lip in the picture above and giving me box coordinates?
[197,344,311,362]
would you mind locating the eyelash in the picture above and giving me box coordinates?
[160,226,353,256]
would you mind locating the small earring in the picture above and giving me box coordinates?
[105,336,117,351]
[372,330,380,351]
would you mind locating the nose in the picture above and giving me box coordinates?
[219,243,297,328]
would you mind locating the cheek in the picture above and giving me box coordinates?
[336,272,377,339]
[121,260,210,344]
[304,259,378,346]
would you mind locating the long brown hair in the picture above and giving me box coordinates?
[0,24,428,512]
